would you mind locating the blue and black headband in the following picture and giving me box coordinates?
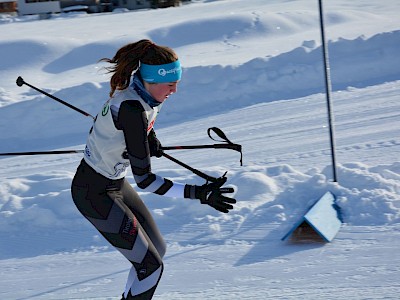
[140,60,182,83]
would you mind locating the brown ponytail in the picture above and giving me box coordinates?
[100,39,179,97]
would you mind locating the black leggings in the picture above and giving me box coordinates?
[71,160,166,299]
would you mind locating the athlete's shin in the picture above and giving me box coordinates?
[123,262,163,299]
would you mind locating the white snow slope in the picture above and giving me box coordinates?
[0,0,400,299]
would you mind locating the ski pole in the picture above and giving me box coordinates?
[162,152,234,191]
[16,76,95,120]
[162,152,221,183]
[0,149,230,185]
[15,77,243,162]
[0,150,84,156]
[163,153,235,193]
[162,144,240,151]
[12,78,243,176]
[0,149,230,186]
[162,127,243,166]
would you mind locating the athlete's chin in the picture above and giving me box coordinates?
[158,96,169,102]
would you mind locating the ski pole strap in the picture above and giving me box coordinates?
[207,127,243,166]
[162,152,219,183]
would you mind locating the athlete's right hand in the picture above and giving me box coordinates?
[148,129,163,158]
[195,177,236,213]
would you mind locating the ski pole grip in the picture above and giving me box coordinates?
[213,143,241,152]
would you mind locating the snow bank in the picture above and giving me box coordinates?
[0,30,399,153]
[162,30,400,126]
[1,160,399,259]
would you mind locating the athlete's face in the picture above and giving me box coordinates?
[144,81,179,103]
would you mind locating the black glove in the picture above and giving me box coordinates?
[148,129,163,158]
[194,177,236,213]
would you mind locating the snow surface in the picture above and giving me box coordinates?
[1,0,400,299]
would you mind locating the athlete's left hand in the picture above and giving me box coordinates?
[195,177,236,213]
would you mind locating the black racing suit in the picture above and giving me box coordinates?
[71,99,184,299]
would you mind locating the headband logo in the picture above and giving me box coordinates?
[158,67,180,77]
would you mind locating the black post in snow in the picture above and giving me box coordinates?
[318,0,338,183]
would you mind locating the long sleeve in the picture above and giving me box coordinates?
[118,100,195,198]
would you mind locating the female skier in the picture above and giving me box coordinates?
[70,39,236,299]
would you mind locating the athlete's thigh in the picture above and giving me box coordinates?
[120,179,166,258]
